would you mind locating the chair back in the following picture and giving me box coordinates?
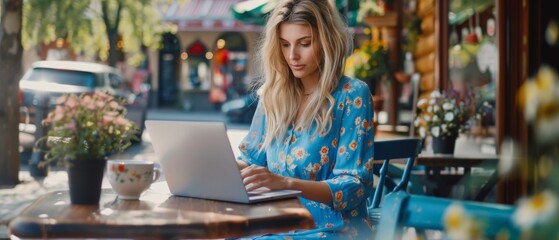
[369,138,423,210]
[375,191,519,239]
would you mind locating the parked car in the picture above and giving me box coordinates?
[221,94,259,123]
[19,60,148,141]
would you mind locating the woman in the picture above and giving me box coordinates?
[236,0,375,238]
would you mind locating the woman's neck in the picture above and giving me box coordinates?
[300,75,320,96]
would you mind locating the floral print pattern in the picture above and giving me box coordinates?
[237,77,375,239]
[109,163,153,183]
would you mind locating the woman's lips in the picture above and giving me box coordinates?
[291,65,304,70]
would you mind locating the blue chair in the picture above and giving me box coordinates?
[368,138,424,223]
[375,191,519,239]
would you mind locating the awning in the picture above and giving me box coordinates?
[231,0,278,26]
[159,0,263,32]
[230,0,363,27]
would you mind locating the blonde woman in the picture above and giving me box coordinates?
[236,0,375,238]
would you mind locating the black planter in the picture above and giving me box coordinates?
[432,135,457,154]
[67,159,106,205]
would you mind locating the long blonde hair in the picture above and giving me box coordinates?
[255,0,352,148]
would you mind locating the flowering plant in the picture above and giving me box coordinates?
[356,0,385,21]
[41,92,138,162]
[414,88,475,139]
[345,39,391,82]
[509,64,559,238]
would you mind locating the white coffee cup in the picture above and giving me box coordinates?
[106,160,160,200]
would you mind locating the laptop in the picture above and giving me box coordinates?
[145,120,301,203]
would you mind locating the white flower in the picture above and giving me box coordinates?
[441,124,447,132]
[433,105,441,112]
[535,114,559,144]
[431,126,440,137]
[445,112,455,122]
[419,127,426,138]
[414,118,420,127]
[427,106,433,112]
[432,115,439,122]
[430,90,441,98]
[513,190,558,229]
[429,98,437,105]
[443,102,454,110]
[444,203,482,240]
[356,0,384,21]
[545,20,558,45]
[424,115,431,121]
[417,98,427,108]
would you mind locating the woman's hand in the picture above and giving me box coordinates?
[236,160,249,170]
[241,165,333,204]
[240,165,289,192]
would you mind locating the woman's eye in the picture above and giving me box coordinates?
[300,42,311,47]
[281,43,289,48]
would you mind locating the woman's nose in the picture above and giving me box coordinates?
[289,47,299,60]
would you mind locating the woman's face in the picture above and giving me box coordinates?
[278,22,322,82]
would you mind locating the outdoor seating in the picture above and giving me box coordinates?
[375,191,519,239]
[368,138,423,224]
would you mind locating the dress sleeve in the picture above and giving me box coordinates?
[324,81,375,211]
[237,100,268,167]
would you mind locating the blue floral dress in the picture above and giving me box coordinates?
[237,77,375,239]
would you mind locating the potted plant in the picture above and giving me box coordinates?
[344,39,392,95]
[357,0,385,21]
[41,92,138,204]
[414,88,475,154]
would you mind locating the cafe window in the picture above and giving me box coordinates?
[440,0,499,143]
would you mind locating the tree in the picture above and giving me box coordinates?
[23,0,164,67]
[0,0,23,186]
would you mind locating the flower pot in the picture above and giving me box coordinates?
[67,159,106,205]
[432,135,457,154]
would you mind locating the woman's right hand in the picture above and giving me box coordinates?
[240,164,289,192]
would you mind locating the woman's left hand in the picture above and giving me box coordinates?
[240,165,288,192]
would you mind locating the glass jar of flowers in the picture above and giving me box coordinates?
[414,88,475,154]
[40,92,138,204]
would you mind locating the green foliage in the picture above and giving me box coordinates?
[345,40,392,82]
[401,16,421,54]
[22,0,164,66]
[41,92,138,162]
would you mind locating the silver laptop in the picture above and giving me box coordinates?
[145,120,301,203]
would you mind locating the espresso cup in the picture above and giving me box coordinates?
[106,160,160,200]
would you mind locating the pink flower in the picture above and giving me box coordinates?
[115,117,130,126]
[56,95,67,104]
[65,98,78,109]
[65,121,76,130]
[52,112,64,122]
[102,115,115,125]
[82,95,92,105]
[109,101,119,109]
[43,92,137,162]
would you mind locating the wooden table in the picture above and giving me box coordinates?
[9,182,315,239]
[416,152,499,201]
